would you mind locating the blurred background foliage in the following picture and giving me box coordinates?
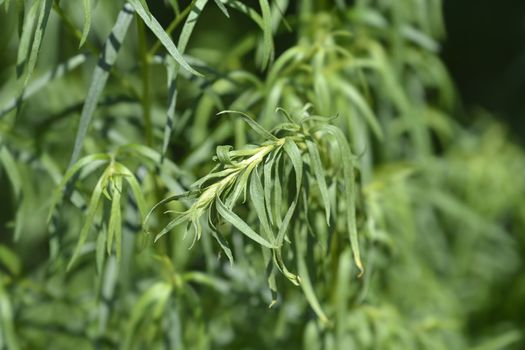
[0,0,524,349]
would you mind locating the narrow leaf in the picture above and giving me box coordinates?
[113,163,147,224]
[67,169,108,270]
[322,125,363,275]
[224,1,263,28]
[283,139,303,197]
[107,176,122,260]
[295,226,330,324]
[0,147,22,199]
[15,0,39,79]
[258,0,274,68]
[162,0,209,161]
[306,139,331,224]
[249,169,274,241]
[217,110,277,140]
[22,0,53,89]
[48,153,110,222]
[0,284,19,350]
[339,80,383,140]
[69,4,134,165]
[213,0,229,17]
[129,0,201,76]
[216,197,277,248]
[79,0,91,47]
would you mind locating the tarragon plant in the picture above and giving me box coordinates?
[0,1,524,349]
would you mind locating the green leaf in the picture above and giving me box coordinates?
[179,0,208,54]
[183,271,230,293]
[258,0,274,69]
[224,1,263,28]
[306,139,330,224]
[48,153,111,222]
[249,169,274,241]
[123,282,172,350]
[107,176,122,261]
[313,50,330,115]
[67,168,109,270]
[162,58,178,163]
[295,226,330,324]
[217,110,277,141]
[0,244,21,276]
[335,249,352,347]
[69,4,134,165]
[0,147,22,200]
[213,0,229,17]
[162,0,209,161]
[154,213,190,242]
[263,150,277,226]
[338,80,383,140]
[137,0,151,16]
[21,0,52,89]
[95,225,106,274]
[144,192,194,233]
[216,197,277,248]
[0,284,19,350]
[79,0,91,48]
[283,139,302,197]
[321,125,363,275]
[209,223,234,265]
[273,199,300,285]
[15,0,39,79]
[272,152,283,226]
[113,163,147,225]
[129,0,202,76]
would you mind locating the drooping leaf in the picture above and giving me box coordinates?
[67,168,109,270]
[306,139,331,224]
[321,125,363,275]
[294,225,330,324]
[283,139,303,197]
[216,197,277,248]
[249,169,274,242]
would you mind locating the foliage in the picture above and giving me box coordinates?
[0,0,524,349]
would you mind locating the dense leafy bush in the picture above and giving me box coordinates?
[0,1,524,349]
